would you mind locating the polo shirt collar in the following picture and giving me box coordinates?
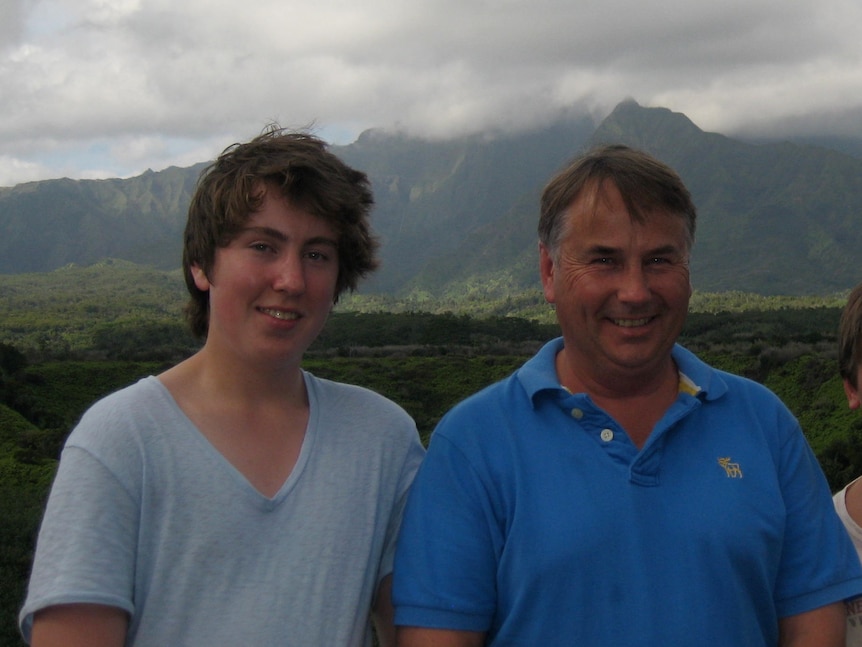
[517,337,729,406]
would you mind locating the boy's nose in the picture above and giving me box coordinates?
[273,256,305,294]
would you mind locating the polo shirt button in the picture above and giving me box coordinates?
[600,429,614,442]
[571,408,584,419]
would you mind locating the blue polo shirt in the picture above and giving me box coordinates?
[393,338,862,646]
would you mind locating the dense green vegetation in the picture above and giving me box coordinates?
[0,261,851,357]
[0,297,859,645]
[0,261,192,360]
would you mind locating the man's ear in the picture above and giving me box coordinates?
[539,242,556,305]
[191,265,211,292]
[844,378,861,410]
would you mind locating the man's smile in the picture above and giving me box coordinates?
[610,316,654,328]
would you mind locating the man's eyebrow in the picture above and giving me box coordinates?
[586,245,619,255]
[583,243,685,257]
[647,244,684,256]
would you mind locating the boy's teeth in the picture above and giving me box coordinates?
[262,308,297,320]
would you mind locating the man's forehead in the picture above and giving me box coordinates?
[570,178,668,215]
[567,188,682,228]
[564,180,692,245]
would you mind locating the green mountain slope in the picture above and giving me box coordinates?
[1,102,861,297]
[406,101,862,298]
[591,101,862,294]
[0,164,205,273]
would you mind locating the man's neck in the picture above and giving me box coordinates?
[555,349,680,449]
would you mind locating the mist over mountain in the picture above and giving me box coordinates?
[1,101,860,297]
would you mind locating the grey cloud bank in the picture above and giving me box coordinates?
[1,0,861,187]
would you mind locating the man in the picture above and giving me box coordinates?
[393,145,862,646]
[20,127,424,646]
[833,281,862,646]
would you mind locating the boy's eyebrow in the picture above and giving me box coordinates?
[306,236,339,249]
[241,226,338,247]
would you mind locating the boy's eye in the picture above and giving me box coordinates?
[306,250,332,262]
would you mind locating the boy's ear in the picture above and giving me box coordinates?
[844,378,861,410]
[191,265,211,292]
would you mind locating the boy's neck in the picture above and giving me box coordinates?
[161,347,307,409]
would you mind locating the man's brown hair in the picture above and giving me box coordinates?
[539,144,697,256]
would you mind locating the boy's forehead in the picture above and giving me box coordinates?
[245,191,338,239]
[254,181,335,225]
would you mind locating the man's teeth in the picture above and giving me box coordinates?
[614,317,651,327]
[261,308,298,320]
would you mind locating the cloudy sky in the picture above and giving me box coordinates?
[2,0,861,187]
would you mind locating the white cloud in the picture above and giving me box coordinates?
[0,155,49,187]
[1,0,861,186]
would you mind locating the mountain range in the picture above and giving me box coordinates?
[2,100,861,297]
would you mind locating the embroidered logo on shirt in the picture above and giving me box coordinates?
[718,457,743,478]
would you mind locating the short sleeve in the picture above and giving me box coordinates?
[774,419,862,616]
[393,432,500,632]
[19,446,138,640]
[376,429,425,582]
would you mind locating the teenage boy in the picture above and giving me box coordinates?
[20,128,424,647]
[834,281,862,646]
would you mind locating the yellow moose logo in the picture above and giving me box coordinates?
[718,457,743,478]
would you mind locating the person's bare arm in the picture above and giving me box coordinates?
[397,626,486,647]
[372,575,396,647]
[31,604,127,647]
[778,602,845,647]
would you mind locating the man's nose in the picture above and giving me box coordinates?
[617,264,651,302]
